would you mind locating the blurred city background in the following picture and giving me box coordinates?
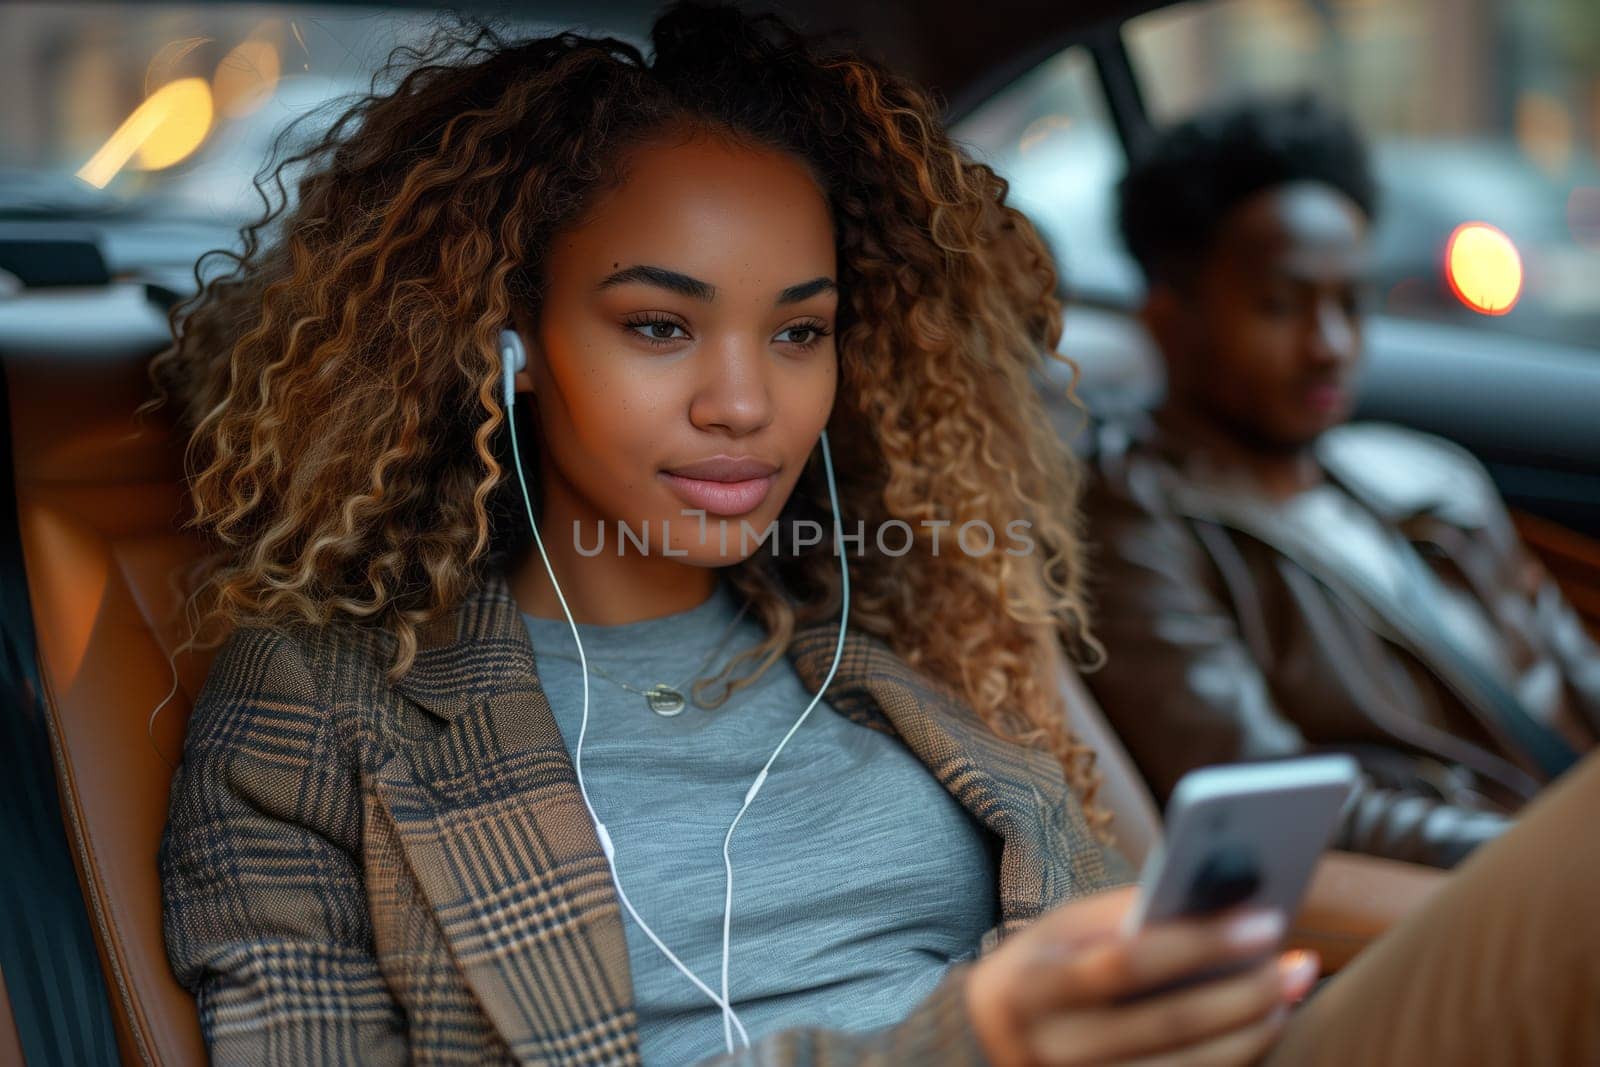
[2,0,1596,348]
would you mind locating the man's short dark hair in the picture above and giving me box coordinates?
[1117,92,1378,285]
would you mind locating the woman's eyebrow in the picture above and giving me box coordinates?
[776,276,837,305]
[597,264,715,301]
[595,264,836,305]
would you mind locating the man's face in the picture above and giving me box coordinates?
[1160,182,1370,452]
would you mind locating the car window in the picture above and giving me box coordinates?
[0,4,589,225]
[1126,0,1600,351]
[951,47,1137,307]
[956,1,1600,353]
[951,51,1158,431]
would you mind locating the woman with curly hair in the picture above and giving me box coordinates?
[148,2,1600,1065]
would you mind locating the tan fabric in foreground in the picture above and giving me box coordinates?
[1268,748,1600,1066]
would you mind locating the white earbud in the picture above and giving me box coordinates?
[498,339,849,1056]
[500,329,527,414]
[500,328,528,375]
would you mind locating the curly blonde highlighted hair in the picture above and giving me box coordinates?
[139,0,1112,840]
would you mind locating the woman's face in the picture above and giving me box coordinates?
[512,132,839,567]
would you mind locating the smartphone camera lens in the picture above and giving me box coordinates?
[1184,843,1262,914]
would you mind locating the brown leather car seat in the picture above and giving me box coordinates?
[7,314,1436,1065]
[9,328,211,1066]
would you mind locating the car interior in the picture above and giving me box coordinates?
[3,0,1598,1064]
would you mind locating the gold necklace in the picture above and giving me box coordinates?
[545,600,752,717]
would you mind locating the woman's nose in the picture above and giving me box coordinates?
[688,336,775,436]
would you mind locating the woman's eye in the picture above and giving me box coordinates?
[625,316,690,346]
[623,316,832,350]
[779,322,832,348]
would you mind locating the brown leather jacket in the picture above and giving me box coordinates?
[1082,416,1600,869]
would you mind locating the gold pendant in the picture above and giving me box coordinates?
[646,684,687,717]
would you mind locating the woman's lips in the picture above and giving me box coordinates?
[658,471,777,517]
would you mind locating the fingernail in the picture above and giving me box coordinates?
[1224,910,1286,949]
[1279,949,1319,1000]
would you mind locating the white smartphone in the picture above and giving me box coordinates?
[1123,754,1361,938]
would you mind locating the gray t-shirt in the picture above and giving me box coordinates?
[521,581,998,1065]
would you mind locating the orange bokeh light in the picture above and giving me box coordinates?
[1444,222,1523,316]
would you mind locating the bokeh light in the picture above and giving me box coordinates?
[135,78,214,170]
[1445,222,1523,316]
[76,77,214,188]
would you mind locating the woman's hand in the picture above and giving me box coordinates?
[965,885,1318,1066]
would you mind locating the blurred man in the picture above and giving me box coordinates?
[1083,93,1600,869]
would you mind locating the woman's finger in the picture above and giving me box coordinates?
[1024,952,1303,1066]
[1107,1001,1292,1067]
[1011,906,1287,1018]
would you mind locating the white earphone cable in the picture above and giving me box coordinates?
[717,429,848,1050]
[501,345,751,1046]
[501,333,847,1055]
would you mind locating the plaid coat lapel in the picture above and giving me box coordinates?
[374,570,642,1064]
[373,569,1124,1063]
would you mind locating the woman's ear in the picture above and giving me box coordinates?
[514,362,537,396]
[501,325,538,396]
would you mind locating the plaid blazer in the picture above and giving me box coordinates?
[160,567,1130,1065]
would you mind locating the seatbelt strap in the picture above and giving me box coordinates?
[1392,543,1580,779]
[1171,482,1579,782]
